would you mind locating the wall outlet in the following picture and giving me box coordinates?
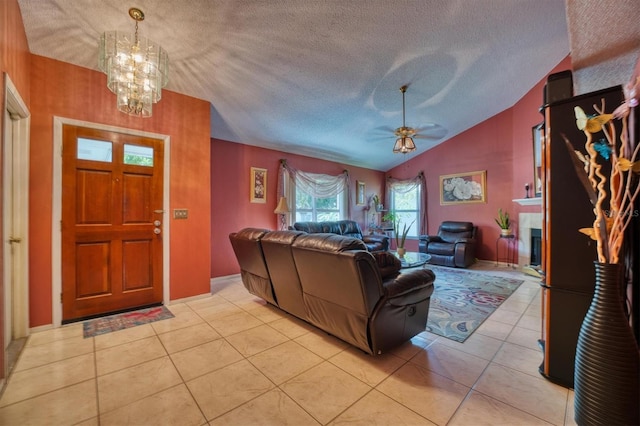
[173,209,188,219]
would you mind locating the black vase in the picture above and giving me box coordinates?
[574,262,640,425]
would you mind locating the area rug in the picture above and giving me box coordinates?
[424,266,524,342]
[83,306,174,338]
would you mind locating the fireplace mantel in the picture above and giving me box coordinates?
[513,197,542,206]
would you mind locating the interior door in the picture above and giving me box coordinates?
[61,125,164,322]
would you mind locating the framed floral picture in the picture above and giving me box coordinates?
[250,167,267,203]
[440,170,486,205]
[356,181,366,205]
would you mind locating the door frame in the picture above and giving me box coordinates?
[2,73,30,360]
[52,117,171,327]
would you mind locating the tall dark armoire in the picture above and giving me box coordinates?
[539,78,625,388]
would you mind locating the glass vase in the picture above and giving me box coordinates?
[574,262,639,425]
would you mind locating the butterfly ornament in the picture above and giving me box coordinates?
[574,106,613,133]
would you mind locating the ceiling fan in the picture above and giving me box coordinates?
[381,84,446,154]
[393,85,417,154]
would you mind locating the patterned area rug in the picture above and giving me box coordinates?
[425,266,523,342]
[83,306,174,338]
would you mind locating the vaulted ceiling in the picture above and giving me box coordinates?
[17,1,574,170]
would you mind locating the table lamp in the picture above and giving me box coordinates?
[274,196,290,230]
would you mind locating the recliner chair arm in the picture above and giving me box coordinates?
[453,237,475,245]
[383,269,435,301]
[419,235,442,243]
[363,234,389,245]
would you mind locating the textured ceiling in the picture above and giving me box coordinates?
[17,0,571,171]
[566,0,640,95]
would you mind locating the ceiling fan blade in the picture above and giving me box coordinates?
[414,123,442,132]
[372,125,397,134]
[414,134,444,140]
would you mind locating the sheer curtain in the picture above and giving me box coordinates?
[277,159,351,225]
[386,172,427,234]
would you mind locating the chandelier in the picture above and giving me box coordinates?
[392,85,417,154]
[98,8,169,117]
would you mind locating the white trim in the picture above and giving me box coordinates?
[3,74,30,342]
[52,117,170,327]
[513,197,542,206]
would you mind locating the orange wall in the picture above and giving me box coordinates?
[387,55,573,261]
[210,140,384,277]
[29,55,212,327]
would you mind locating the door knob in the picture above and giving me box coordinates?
[154,220,161,226]
[154,228,161,235]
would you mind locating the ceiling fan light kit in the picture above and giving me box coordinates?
[98,7,169,117]
[393,136,417,154]
[393,85,416,154]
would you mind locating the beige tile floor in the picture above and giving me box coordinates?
[0,262,577,425]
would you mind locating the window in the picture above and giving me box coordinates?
[124,144,154,166]
[77,138,112,162]
[280,162,350,226]
[293,187,345,222]
[389,183,421,238]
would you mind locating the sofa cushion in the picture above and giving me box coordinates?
[293,220,388,252]
[292,233,367,252]
[293,222,324,233]
[372,251,401,279]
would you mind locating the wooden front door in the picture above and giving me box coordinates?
[61,125,164,322]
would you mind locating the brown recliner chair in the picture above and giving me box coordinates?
[418,221,477,268]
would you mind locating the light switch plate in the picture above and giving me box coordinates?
[173,209,188,219]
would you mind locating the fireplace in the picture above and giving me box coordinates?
[518,213,543,268]
[530,228,542,266]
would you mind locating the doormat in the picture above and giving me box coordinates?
[83,306,174,338]
[424,266,523,342]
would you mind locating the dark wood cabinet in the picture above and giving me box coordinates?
[540,85,624,388]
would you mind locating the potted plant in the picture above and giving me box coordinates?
[495,208,512,236]
[384,212,415,256]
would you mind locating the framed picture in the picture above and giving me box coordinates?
[440,170,487,205]
[532,123,543,197]
[356,181,366,205]
[250,167,267,203]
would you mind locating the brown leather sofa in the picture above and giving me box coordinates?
[292,220,389,252]
[229,228,435,355]
[418,221,477,268]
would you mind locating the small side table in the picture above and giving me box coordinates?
[496,234,516,268]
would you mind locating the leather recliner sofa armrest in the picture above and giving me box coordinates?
[363,234,389,244]
[383,269,435,301]
[453,237,475,244]
[419,235,442,243]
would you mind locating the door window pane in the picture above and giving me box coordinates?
[124,144,154,166]
[77,138,112,162]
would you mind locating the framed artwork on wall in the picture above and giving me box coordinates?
[250,167,267,203]
[356,181,366,205]
[440,170,486,205]
[533,123,543,197]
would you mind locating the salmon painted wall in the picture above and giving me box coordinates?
[210,139,384,277]
[387,56,574,262]
[29,55,211,327]
[0,0,31,382]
